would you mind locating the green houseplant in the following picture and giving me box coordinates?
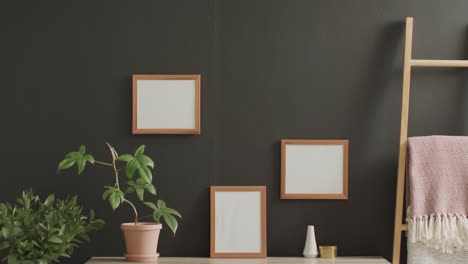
[57,144,181,261]
[0,190,104,264]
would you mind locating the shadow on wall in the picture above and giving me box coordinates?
[348,21,404,156]
[345,21,404,260]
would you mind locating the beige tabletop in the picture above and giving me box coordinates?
[86,257,390,264]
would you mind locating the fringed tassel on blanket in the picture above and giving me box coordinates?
[408,214,468,253]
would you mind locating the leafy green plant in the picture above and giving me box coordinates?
[57,144,181,235]
[0,190,104,264]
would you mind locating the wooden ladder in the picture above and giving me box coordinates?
[392,17,468,264]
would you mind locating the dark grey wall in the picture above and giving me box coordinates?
[1,1,468,263]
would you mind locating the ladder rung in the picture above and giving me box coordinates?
[401,224,408,231]
[411,59,468,67]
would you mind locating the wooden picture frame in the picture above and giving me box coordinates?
[210,186,267,258]
[132,74,201,134]
[281,139,349,200]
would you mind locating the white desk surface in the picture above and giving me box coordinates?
[86,257,390,264]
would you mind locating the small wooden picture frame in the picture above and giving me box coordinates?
[210,186,267,258]
[281,139,349,200]
[132,74,201,134]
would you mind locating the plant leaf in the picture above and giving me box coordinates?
[145,184,156,195]
[138,167,151,183]
[44,194,55,206]
[58,159,76,171]
[79,233,90,242]
[58,146,94,174]
[49,236,63,243]
[83,154,94,164]
[108,194,120,210]
[135,187,144,201]
[120,146,155,181]
[107,189,123,210]
[88,219,105,231]
[79,145,86,154]
[127,180,136,186]
[124,186,135,194]
[102,188,113,200]
[135,178,147,186]
[143,202,157,211]
[66,152,81,158]
[125,159,138,179]
[8,254,17,264]
[2,227,11,239]
[134,145,145,156]
[157,200,166,209]
[59,224,66,235]
[162,213,178,236]
[77,159,86,175]
[152,211,162,223]
[162,207,182,218]
[144,167,153,182]
[117,154,132,162]
[139,155,154,169]
[89,209,95,221]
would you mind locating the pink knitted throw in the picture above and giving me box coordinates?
[407,136,468,253]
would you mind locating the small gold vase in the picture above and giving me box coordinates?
[319,246,337,258]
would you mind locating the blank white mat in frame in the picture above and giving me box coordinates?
[215,191,261,253]
[136,79,196,129]
[285,144,344,194]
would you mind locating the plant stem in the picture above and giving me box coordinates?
[105,143,139,224]
[106,143,121,189]
[111,160,120,189]
[123,199,139,224]
[94,160,113,167]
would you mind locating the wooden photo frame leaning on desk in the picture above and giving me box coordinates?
[281,139,349,200]
[132,74,201,134]
[210,186,267,258]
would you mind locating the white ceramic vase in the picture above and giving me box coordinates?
[303,225,318,258]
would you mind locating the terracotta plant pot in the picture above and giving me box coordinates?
[121,222,162,262]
